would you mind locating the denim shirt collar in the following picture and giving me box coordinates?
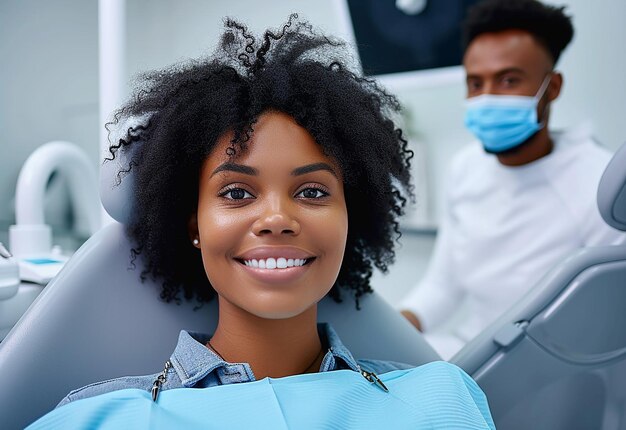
[170,323,361,388]
[317,323,361,373]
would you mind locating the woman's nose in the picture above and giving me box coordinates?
[251,197,301,236]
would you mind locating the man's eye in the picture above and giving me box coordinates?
[467,80,482,91]
[296,188,328,199]
[221,188,253,200]
[502,77,519,86]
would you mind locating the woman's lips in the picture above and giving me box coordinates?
[237,261,313,284]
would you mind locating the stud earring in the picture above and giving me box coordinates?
[192,238,199,246]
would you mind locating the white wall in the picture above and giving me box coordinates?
[0,0,99,229]
[547,0,626,150]
[124,0,349,74]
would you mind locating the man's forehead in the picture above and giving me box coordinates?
[463,29,553,74]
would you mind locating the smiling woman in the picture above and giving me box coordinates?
[193,112,348,322]
[31,14,495,430]
[191,111,351,376]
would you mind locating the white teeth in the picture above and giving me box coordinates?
[242,257,308,269]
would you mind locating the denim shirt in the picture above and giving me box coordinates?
[58,323,411,408]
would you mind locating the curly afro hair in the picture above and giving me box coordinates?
[463,0,574,65]
[106,14,413,308]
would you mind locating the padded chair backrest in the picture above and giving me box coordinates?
[598,140,626,231]
[453,141,626,430]
[0,220,437,429]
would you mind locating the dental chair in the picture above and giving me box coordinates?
[0,144,439,429]
[453,140,626,430]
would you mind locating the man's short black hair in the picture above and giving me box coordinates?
[463,0,574,65]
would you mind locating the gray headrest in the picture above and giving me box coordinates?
[99,115,150,225]
[597,141,626,231]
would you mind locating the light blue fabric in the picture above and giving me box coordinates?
[464,95,542,153]
[58,323,411,407]
[30,361,495,429]
[464,76,551,153]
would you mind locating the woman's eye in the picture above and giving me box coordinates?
[296,188,328,199]
[221,188,253,200]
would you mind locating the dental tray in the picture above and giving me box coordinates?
[18,255,69,284]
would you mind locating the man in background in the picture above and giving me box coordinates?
[400,0,625,359]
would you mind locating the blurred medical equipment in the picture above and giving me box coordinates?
[346,0,481,75]
[1,142,99,341]
[0,132,439,430]
[98,0,126,225]
[8,141,99,284]
[0,243,18,301]
[0,242,30,340]
[0,283,43,341]
[453,141,626,429]
[396,0,427,15]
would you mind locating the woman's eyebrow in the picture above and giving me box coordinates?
[291,162,338,178]
[211,163,258,177]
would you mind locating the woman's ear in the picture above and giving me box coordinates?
[188,213,201,248]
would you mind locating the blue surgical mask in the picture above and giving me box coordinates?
[464,75,551,153]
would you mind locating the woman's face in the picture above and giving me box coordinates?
[190,111,348,319]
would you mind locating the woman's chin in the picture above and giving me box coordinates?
[236,297,323,321]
